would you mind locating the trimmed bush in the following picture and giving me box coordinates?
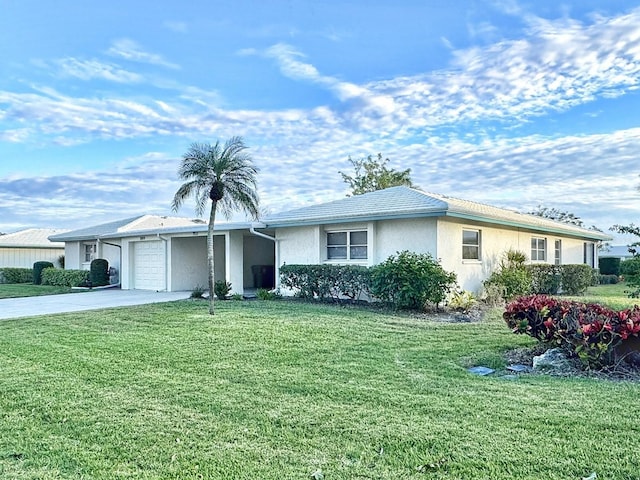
[90,258,109,286]
[598,274,619,285]
[599,257,621,276]
[279,264,371,302]
[560,264,594,295]
[527,264,561,295]
[370,251,456,310]
[41,269,89,287]
[33,261,54,285]
[0,267,33,284]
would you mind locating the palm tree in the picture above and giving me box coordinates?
[172,136,260,314]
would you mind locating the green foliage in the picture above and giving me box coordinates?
[504,295,640,369]
[32,261,54,285]
[279,264,371,301]
[528,205,584,226]
[190,285,206,299]
[370,251,456,310]
[0,267,33,284]
[526,264,561,294]
[598,274,619,285]
[214,280,232,300]
[339,153,414,196]
[256,288,281,300]
[599,257,621,275]
[41,268,89,287]
[560,264,594,295]
[230,293,243,301]
[483,250,531,301]
[448,290,477,312]
[90,258,110,286]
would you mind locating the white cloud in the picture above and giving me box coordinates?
[106,38,180,70]
[56,58,142,83]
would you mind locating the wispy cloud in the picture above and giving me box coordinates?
[106,38,180,70]
[55,57,142,83]
[163,21,188,33]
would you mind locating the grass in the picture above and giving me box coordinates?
[0,283,75,299]
[1,298,640,479]
[572,281,639,310]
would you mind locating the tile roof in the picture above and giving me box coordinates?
[0,228,67,248]
[263,186,611,241]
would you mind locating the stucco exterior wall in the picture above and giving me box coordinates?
[276,225,321,265]
[170,236,208,291]
[436,218,598,293]
[374,218,438,263]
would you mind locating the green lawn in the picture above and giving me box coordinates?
[0,283,75,299]
[1,299,639,479]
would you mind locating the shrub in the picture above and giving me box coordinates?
[230,293,243,301]
[620,257,640,298]
[599,257,620,276]
[190,285,206,299]
[483,249,531,301]
[214,280,232,300]
[90,258,110,286]
[370,251,456,310]
[598,274,619,285]
[527,264,561,295]
[448,290,477,312]
[504,295,640,369]
[0,268,33,284]
[279,264,371,301]
[33,261,55,285]
[560,264,594,295]
[41,269,89,287]
[256,288,281,300]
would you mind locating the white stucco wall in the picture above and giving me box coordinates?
[0,247,64,268]
[276,225,321,265]
[170,236,208,291]
[374,218,438,263]
[436,218,599,293]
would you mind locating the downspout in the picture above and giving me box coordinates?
[158,234,169,292]
[97,238,122,287]
[249,223,279,289]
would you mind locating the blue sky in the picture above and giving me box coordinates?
[1,0,639,244]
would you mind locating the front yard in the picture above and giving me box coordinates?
[0,283,75,299]
[1,298,639,479]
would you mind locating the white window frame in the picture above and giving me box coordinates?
[462,229,481,261]
[326,230,368,262]
[531,237,546,262]
[83,242,97,263]
[554,240,562,266]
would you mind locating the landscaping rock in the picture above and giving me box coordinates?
[532,348,576,375]
[467,366,495,376]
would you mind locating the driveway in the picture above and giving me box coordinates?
[0,288,191,320]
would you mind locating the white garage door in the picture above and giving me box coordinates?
[132,241,165,290]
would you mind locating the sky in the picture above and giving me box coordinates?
[1,0,639,245]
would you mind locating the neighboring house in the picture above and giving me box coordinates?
[50,187,611,294]
[599,245,636,262]
[49,214,276,292]
[0,228,67,268]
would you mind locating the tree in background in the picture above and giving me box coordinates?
[340,153,414,196]
[172,137,260,315]
[611,224,640,298]
[528,206,584,227]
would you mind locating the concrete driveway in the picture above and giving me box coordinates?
[0,288,191,320]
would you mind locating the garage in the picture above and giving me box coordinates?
[132,240,166,290]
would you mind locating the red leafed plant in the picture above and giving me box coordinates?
[504,295,640,369]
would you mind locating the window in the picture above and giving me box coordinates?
[462,229,480,260]
[84,243,96,263]
[584,242,595,267]
[327,230,367,260]
[531,237,546,261]
[554,240,562,266]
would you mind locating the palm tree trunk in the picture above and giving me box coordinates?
[207,201,217,315]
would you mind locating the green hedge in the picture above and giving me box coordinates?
[560,264,594,295]
[33,261,54,285]
[0,268,33,284]
[280,264,371,301]
[599,257,621,276]
[41,269,89,287]
[526,264,561,295]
